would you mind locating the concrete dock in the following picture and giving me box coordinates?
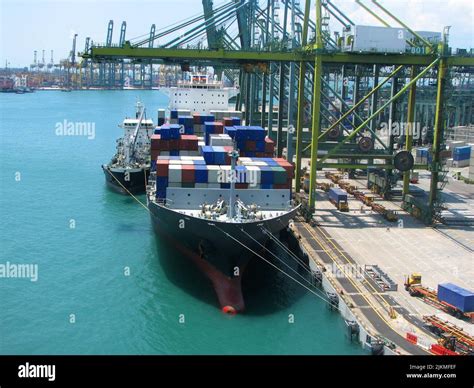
[291,171,473,355]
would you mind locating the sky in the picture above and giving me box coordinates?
[0,0,473,68]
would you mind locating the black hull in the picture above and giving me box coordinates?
[148,200,299,312]
[102,165,150,195]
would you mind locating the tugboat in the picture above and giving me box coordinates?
[102,101,154,194]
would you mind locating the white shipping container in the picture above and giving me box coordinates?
[177,109,191,116]
[207,165,221,182]
[195,183,209,189]
[344,25,407,53]
[242,161,268,166]
[210,134,233,147]
[168,165,182,182]
[245,166,261,184]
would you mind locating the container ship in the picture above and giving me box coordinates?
[102,101,155,194]
[146,99,299,313]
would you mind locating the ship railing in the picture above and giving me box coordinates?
[155,198,174,207]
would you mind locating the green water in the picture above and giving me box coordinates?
[0,91,365,355]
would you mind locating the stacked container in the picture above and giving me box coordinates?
[177,116,195,135]
[170,109,191,124]
[151,133,199,161]
[154,156,294,198]
[204,121,225,144]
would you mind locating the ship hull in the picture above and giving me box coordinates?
[148,200,299,312]
[102,164,150,195]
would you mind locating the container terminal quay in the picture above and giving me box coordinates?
[77,0,474,356]
[4,0,473,357]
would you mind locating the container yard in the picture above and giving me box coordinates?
[1,0,474,384]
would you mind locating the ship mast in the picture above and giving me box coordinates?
[228,149,239,219]
[126,101,145,164]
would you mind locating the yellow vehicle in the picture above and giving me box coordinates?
[339,201,349,212]
[404,273,422,290]
[363,194,376,206]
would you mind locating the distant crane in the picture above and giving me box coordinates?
[38,50,45,70]
[119,22,127,87]
[66,33,78,88]
[47,50,54,70]
[30,50,38,71]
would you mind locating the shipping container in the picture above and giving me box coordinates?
[328,188,348,204]
[343,25,407,53]
[438,283,474,313]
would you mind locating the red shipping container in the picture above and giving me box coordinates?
[181,165,195,183]
[157,160,169,177]
[151,150,160,161]
[151,134,162,150]
[215,123,224,134]
[223,117,233,126]
[277,159,295,178]
[158,140,170,151]
[245,141,257,151]
[235,183,249,189]
[181,135,199,151]
[193,113,201,124]
[273,183,289,189]
[169,139,179,150]
[265,137,275,153]
[255,152,265,157]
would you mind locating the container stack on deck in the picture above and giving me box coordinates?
[151,110,294,201]
[151,125,200,162]
[154,156,294,200]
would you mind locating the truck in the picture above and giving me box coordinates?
[404,275,474,322]
[328,188,349,212]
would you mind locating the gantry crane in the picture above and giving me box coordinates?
[80,0,474,223]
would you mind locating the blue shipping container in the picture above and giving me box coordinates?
[231,117,241,126]
[438,283,474,313]
[202,146,215,164]
[169,124,181,139]
[328,188,348,203]
[224,126,237,138]
[194,165,208,183]
[156,176,169,189]
[213,150,226,165]
[260,166,274,185]
[160,125,170,140]
[453,146,471,161]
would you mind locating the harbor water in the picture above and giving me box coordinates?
[0,91,365,355]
